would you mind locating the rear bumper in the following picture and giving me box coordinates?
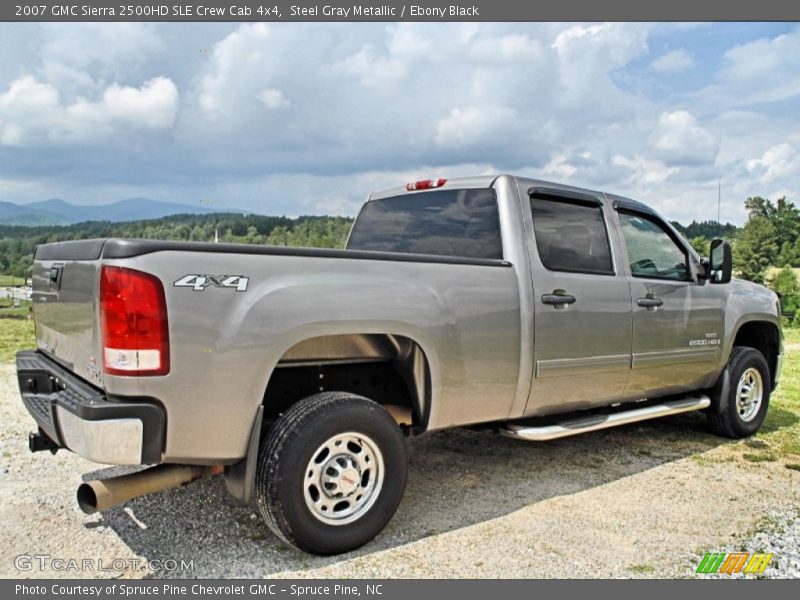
[16,351,165,465]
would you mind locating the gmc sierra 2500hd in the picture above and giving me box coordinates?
[17,175,782,554]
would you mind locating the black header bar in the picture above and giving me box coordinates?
[3,0,800,22]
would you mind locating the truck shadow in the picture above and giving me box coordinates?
[85,412,745,578]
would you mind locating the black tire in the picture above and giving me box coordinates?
[255,392,408,555]
[707,346,771,439]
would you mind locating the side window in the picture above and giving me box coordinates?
[618,212,691,281]
[530,196,614,275]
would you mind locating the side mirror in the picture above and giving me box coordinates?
[709,239,732,284]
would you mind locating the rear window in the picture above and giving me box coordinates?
[347,189,503,260]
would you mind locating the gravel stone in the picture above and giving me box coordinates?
[691,511,800,579]
[0,363,797,578]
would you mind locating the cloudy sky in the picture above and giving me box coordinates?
[0,22,798,224]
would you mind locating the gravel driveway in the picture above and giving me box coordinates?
[1,363,798,579]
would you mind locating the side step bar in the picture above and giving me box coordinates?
[501,395,711,442]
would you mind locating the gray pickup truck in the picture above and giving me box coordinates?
[17,175,783,554]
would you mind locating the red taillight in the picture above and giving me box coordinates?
[406,178,447,191]
[100,266,169,376]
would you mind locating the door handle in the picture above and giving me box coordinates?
[637,297,663,308]
[542,291,576,306]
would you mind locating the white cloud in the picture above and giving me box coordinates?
[552,23,650,78]
[698,28,800,106]
[39,23,164,94]
[335,44,408,89]
[545,23,652,133]
[612,154,679,185]
[471,33,545,61]
[649,110,719,165]
[541,154,578,178]
[177,22,656,174]
[0,77,59,145]
[67,77,178,129]
[1,22,798,226]
[435,105,518,147]
[746,143,799,183]
[0,75,177,145]
[650,49,694,73]
[258,88,288,109]
[198,23,272,117]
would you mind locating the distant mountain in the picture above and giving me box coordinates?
[0,198,245,226]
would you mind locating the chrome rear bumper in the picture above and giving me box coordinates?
[16,351,164,465]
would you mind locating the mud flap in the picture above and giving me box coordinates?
[705,367,731,416]
[223,406,263,505]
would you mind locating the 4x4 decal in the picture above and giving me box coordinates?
[174,274,249,292]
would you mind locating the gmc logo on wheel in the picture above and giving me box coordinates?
[174,274,249,292]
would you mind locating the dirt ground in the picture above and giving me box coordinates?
[1,362,798,579]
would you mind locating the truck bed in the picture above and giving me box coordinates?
[30,237,521,463]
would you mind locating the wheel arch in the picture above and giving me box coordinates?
[708,318,782,416]
[225,328,437,505]
[729,318,782,389]
[260,330,437,429]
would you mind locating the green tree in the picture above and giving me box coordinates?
[734,216,779,283]
[745,196,800,246]
[189,226,205,241]
[767,265,800,322]
[791,238,800,268]
[672,220,738,240]
[689,236,710,256]
[777,240,799,267]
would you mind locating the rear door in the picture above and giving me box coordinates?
[522,187,633,416]
[614,207,723,398]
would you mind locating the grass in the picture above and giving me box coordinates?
[0,298,32,319]
[0,318,35,363]
[629,564,657,574]
[745,327,800,462]
[0,307,31,319]
[0,274,26,287]
[742,452,778,463]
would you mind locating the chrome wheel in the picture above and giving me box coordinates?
[303,432,384,526]
[736,367,763,422]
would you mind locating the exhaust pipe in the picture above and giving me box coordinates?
[77,464,224,515]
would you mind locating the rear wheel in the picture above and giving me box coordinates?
[255,392,408,555]
[707,347,771,439]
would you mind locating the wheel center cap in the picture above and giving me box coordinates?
[338,469,360,494]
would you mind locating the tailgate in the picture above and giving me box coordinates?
[31,239,106,388]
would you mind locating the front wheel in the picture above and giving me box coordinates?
[707,346,771,439]
[255,392,408,555]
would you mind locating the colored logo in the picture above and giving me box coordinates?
[696,552,773,575]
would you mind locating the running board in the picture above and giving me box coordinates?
[501,395,711,442]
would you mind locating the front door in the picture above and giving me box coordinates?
[615,209,724,398]
[524,189,633,417]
